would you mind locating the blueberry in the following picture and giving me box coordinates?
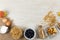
[25,29,34,39]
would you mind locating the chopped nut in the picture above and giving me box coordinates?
[38,25,46,39]
[10,27,23,40]
[44,11,56,26]
[47,27,57,35]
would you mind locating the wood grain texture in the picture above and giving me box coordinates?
[0,33,26,40]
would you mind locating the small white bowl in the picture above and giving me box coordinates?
[24,28,36,40]
[0,26,8,34]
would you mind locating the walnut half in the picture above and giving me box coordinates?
[47,27,57,36]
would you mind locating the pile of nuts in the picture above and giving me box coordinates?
[44,11,56,26]
[47,27,57,35]
[10,27,23,40]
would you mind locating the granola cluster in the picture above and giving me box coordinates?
[10,27,23,40]
[44,11,56,26]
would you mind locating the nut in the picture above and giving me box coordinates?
[38,25,46,39]
[10,27,23,40]
[47,27,57,35]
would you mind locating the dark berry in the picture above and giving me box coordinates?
[25,29,34,39]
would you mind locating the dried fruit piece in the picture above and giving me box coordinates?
[0,11,8,18]
[0,11,4,18]
[47,27,57,35]
[10,27,23,40]
[38,25,46,39]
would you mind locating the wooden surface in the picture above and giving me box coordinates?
[0,20,26,40]
[0,33,26,40]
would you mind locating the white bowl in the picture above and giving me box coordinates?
[0,26,8,34]
[24,28,36,40]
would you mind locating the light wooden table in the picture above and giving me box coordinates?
[0,33,26,40]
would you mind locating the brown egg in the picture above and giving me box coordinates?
[6,20,11,27]
[2,18,8,23]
